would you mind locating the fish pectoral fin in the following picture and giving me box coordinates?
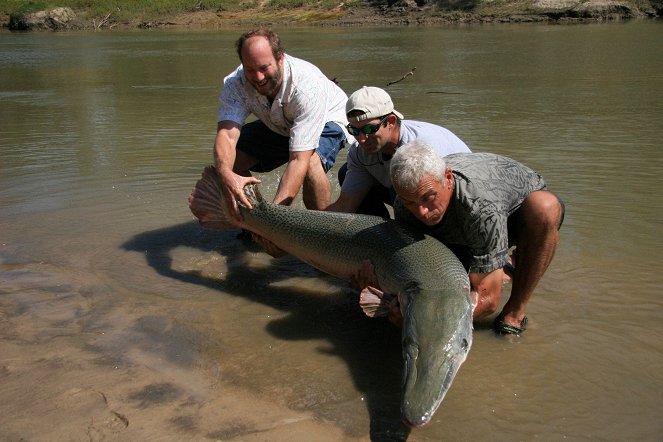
[359,286,398,318]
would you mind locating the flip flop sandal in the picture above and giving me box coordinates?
[493,313,528,335]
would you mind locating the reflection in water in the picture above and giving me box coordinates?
[1,23,663,440]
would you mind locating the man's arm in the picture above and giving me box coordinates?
[272,149,314,206]
[468,269,504,319]
[326,189,369,213]
[248,149,314,257]
[214,120,240,172]
[213,120,260,220]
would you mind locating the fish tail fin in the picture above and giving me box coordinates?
[188,166,236,230]
[188,166,265,230]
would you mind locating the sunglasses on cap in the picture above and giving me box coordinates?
[346,115,389,137]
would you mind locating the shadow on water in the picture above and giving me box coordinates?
[122,220,412,442]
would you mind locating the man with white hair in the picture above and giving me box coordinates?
[386,141,565,335]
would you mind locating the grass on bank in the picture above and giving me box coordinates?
[2,0,658,26]
[0,0,361,23]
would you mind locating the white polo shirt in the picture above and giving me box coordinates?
[218,54,350,152]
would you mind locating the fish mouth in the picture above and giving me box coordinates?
[401,345,469,428]
[399,291,473,428]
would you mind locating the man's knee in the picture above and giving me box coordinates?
[303,152,331,209]
[305,152,327,181]
[308,150,323,168]
[522,191,564,231]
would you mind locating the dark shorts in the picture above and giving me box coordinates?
[236,120,346,173]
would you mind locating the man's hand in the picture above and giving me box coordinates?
[352,260,403,327]
[218,169,261,221]
[213,121,260,221]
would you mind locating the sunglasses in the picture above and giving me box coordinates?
[346,115,389,137]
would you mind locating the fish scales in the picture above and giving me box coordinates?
[241,195,466,295]
[189,166,473,428]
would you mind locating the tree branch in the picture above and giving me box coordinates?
[386,67,416,87]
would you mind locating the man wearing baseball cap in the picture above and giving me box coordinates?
[327,86,470,216]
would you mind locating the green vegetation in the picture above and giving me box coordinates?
[0,0,355,16]
[2,0,225,21]
[1,0,659,29]
[0,0,364,25]
[3,0,50,15]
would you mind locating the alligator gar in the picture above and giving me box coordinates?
[188,166,473,427]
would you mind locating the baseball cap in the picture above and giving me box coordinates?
[346,86,404,123]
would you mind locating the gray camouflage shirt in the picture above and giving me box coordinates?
[394,153,547,273]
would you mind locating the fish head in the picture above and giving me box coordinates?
[400,288,473,428]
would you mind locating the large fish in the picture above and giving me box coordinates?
[188,166,473,427]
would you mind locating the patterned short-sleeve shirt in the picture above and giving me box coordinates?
[217,54,349,152]
[394,153,547,273]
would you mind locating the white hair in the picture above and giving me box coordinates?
[390,141,447,193]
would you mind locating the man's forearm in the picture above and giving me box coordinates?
[326,191,365,213]
[214,136,235,173]
[469,269,504,319]
[214,121,241,174]
[273,154,309,205]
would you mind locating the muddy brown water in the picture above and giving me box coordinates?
[1,22,662,441]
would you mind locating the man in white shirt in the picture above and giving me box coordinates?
[327,86,471,217]
[214,28,350,219]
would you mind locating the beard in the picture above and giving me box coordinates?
[361,139,383,154]
[250,67,282,99]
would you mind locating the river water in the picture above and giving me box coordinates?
[1,22,662,441]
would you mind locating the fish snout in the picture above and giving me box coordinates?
[401,407,433,428]
[400,342,470,428]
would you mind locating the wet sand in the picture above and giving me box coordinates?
[0,215,417,441]
[0,336,353,441]
[0,250,379,441]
